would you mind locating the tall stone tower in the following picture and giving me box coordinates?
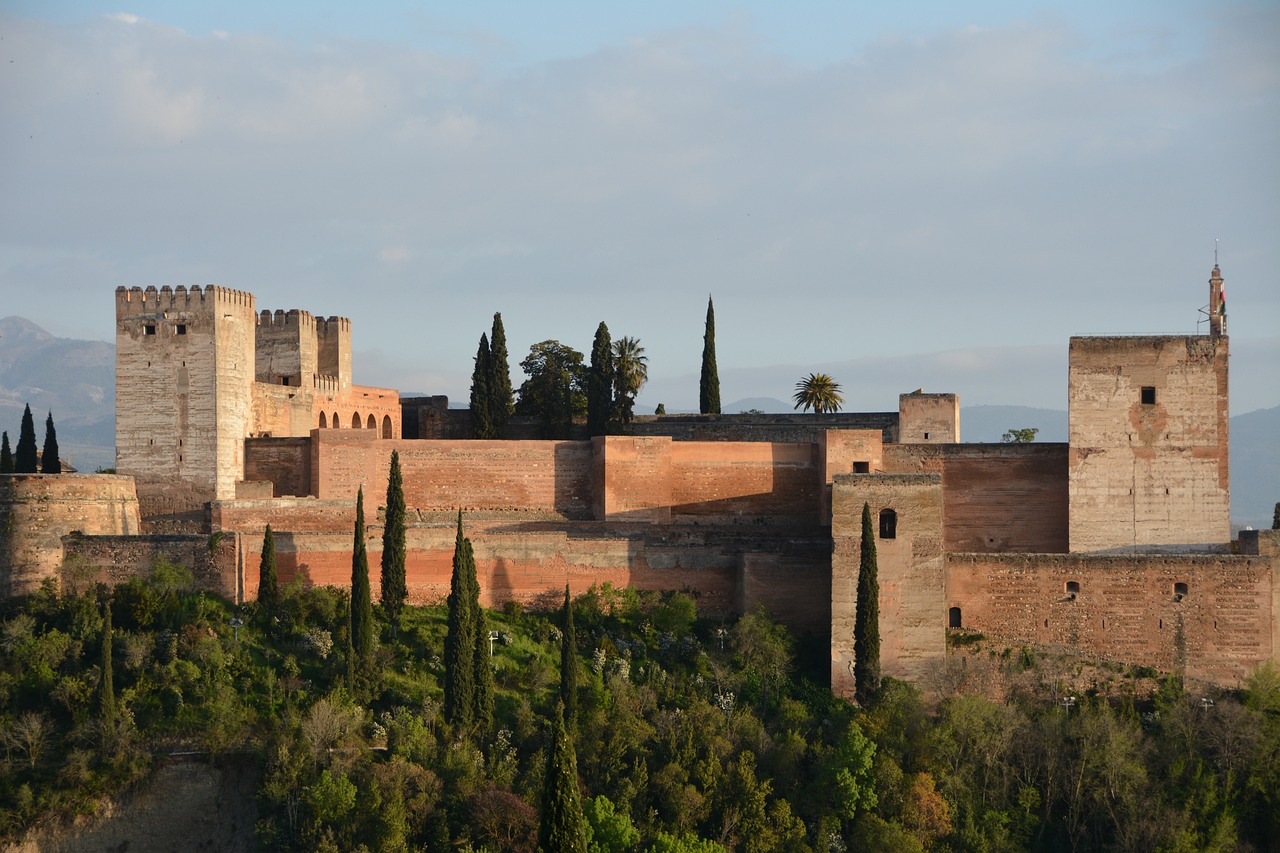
[1067,267,1230,552]
[115,285,257,523]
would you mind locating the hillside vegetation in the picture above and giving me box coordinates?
[2,567,1279,852]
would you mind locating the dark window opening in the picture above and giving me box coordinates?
[853,461,870,474]
[1174,582,1188,601]
[1065,580,1080,595]
[382,415,392,439]
[879,508,897,539]
[176,324,186,335]
[923,431,931,440]
[319,413,327,429]
[144,324,156,335]
[281,377,290,386]
[1141,386,1156,405]
[1044,618,1049,628]
[948,607,962,628]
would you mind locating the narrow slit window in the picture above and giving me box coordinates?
[1141,386,1156,405]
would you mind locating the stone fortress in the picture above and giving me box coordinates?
[0,267,1275,694]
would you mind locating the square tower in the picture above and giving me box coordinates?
[115,285,258,520]
[1068,334,1229,552]
[898,391,960,443]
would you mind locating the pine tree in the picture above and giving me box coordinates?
[587,322,614,436]
[14,404,38,473]
[539,701,588,853]
[40,411,60,474]
[488,313,513,437]
[854,502,882,705]
[350,487,374,666]
[258,524,279,609]
[99,591,116,732]
[699,297,721,415]
[0,432,12,473]
[470,333,494,439]
[559,585,578,730]
[444,511,476,729]
[381,451,408,636]
[1273,502,1280,530]
[471,549,493,734]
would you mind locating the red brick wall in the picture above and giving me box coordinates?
[946,552,1274,685]
[670,441,820,523]
[597,436,673,522]
[245,437,312,497]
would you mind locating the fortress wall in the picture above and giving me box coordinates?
[670,441,820,523]
[883,444,1070,553]
[898,392,960,444]
[62,533,238,600]
[627,413,899,444]
[0,475,142,597]
[946,552,1274,685]
[243,438,312,497]
[251,385,317,439]
[255,309,317,385]
[596,437,673,522]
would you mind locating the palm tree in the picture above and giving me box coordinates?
[793,373,844,415]
[612,336,648,425]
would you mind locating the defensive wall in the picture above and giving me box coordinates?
[62,532,239,601]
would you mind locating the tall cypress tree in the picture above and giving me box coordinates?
[488,313,513,437]
[258,524,279,609]
[350,487,375,666]
[470,333,494,439]
[100,591,116,733]
[471,542,493,735]
[559,585,578,730]
[587,322,614,436]
[381,451,408,636]
[699,297,721,415]
[854,502,882,705]
[14,404,38,473]
[444,511,476,729]
[0,432,12,473]
[539,701,588,853]
[40,412,60,474]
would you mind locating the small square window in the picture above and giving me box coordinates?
[853,461,870,473]
[176,324,186,335]
[1065,580,1080,595]
[1174,582,1188,598]
[144,324,156,335]
[923,431,931,440]
[1141,386,1156,405]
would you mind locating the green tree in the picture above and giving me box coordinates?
[40,411,60,473]
[1001,427,1039,443]
[854,502,881,705]
[516,340,586,439]
[1272,502,1279,530]
[700,297,720,415]
[588,322,614,436]
[540,701,588,853]
[470,333,495,439]
[444,511,476,730]
[792,372,845,415]
[612,336,648,426]
[584,795,639,853]
[14,404,38,473]
[488,312,513,436]
[258,524,279,609]
[99,590,116,732]
[349,487,374,667]
[0,431,12,473]
[380,450,408,635]
[471,552,493,735]
[560,585,579,729]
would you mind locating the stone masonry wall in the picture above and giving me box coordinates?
[244,438,312,497]
[898,392,960,443]
[63,533,239,600]
[0,475,142,597]
[946,551,1274,686]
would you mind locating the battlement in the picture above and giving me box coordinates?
[316,316,352,335]
[115,284,256,318]
[258,308,318,332]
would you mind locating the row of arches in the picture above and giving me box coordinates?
[318,411,394,439]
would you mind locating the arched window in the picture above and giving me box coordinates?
[330,412,339,429]
[367,414,376,430]
[948,607,962,629]
[879,508,897,539]
[382,415,392,439]
[352,412,362,429]
[318,412,327,429]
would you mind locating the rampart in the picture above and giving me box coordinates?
[62,532,238,600]
[0,475,141,597]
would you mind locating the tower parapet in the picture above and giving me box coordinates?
[316,315,353,392]
[256,308,319,387]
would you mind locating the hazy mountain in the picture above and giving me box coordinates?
[1230,406,1280,530]
[725,397,791,413]
[0,317,114,472]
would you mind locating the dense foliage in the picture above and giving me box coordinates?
[0,432,12,474]
[700,297,720,415]
[13,405,37,474]
[40,412,60,474]
[588,323,614,437]
[381,452,408,635]
[469,334,494,440]
[854,503,881,706]
[2,568,1279,852]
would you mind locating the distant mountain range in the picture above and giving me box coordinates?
[3,320,1275,528]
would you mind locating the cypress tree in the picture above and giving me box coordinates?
[471,542,493,734]
[380,451,408,636]
[14,404,38,473]
[559,584,578,730]
[538,701,588,853]
[444,511,476,729]
[350,487,374,666]
[854,502,882,705]
[1273,502,1279,530]
[99,591,116,732]
[699,297,721,415]
[488,313,513,437]
[0,432,12,473]
[470,333,494,439]
[40,411,60,474]
[258,524,279,609]
[587,322,614,436]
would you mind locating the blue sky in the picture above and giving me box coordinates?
[2,1,1277,413]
